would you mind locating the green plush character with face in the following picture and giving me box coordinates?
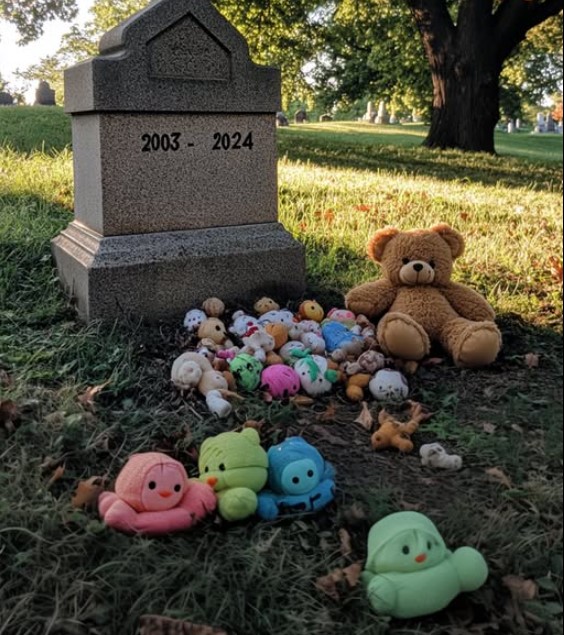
[362,511,488,619]
[229,353,263,392]
[198,428,268,521]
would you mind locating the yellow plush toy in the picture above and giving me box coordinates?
[346,224,502,368]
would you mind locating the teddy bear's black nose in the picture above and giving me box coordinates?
[413,263,424,272]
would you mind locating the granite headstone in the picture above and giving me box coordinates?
[0,91,14,106]
[52,0,305,322]
[34,81,56,105]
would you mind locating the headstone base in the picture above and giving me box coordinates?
[52,221,306,322]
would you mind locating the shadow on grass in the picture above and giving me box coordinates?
[278,128,563,192]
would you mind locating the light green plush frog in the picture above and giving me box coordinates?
[362,511,488,619]
[198,428,268,521]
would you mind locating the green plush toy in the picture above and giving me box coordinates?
[362,512,488,619]
[198,428,268,521]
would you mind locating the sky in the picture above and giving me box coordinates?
[0,0,94,101]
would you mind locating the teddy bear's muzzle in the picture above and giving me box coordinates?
[399,261,435,286]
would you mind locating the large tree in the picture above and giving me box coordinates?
[406,0,563,151]
[0,0,77,42]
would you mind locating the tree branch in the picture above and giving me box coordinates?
[495,0,564,63]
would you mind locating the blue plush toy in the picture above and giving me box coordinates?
[257,437,336,520]
[321,321,364,358]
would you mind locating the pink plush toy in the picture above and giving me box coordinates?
[98,452,217,535]
[260,364,301,399]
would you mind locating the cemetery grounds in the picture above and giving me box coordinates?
[0,107,563,635]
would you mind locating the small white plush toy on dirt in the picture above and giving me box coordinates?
[293,354,339,397]
[258,309,295,327]
[369,369,409,401]
[420,443,463,470]
[240,326,276,364]
[229,311,260,338]
[279,341,307,362]
[183,309,207,332]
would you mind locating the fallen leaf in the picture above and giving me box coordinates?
[291,395,315,407]
[338,528,352,557]
[317,402,337,422]
[503,575,538,602]
[511,424,524,434]
[548,256,563,284]
[77,381,110,412]
[0,400,19,432]
[354,402,374,431]
[260,391,274,404]
[342,502,367,524]
[399,500,423,511]
[0,370,12,387]
[342,562,362,588]
[485,467,512,488]
[72,476,107,509]
[524,353,540,369]
[482,422,497,434]
[421,357,445,367]
[243,419,264,432]
[310,425,348,447]
[138,615,228,635]
[47,464,66,487]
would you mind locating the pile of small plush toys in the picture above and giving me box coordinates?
[96,225,501,620]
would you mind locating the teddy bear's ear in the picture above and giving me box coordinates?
[367,227,401,262]
[430,224,465,259]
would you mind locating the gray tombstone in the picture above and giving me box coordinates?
[389,113,399,125]
[535,112,546,133]
[0,91,14,106]
[376,101,389,125]
[319,114,333,122]
[546,114,556,133]
[515,118,522,130]
[276,112,289,127]
[507,121,515,134]
[34,81,56,105]
[365,101,376,123]
[52,0,305,322]
[294,109,307,124]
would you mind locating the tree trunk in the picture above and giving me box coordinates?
[425,48,500,152]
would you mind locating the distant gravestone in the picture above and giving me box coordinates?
[376,101,389,125]
[535,112,546,133]
[276,112,289,127]
[0,91,14,106]
[52,0,305,322]
[34,81,56,105]
[546,114,556,133]
[294,109,307,124]
[319,114,333,122]
[389,113,399,125]
[515,118,522,130]
[507,121,515,134]
[411,109,422,123]
[365,101,376,123]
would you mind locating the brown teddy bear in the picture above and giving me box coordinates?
[345,224,502,368]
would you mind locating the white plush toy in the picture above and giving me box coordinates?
[258,309,295,327]
[171,352,232,418]
[369,369,409,401]
[183,309,207,332]
[279,341,307,362]
[288,322,326,355]
[240,326,276,363]
[293,354,339,397]
[229,311,260,338]
[420,443,463,470]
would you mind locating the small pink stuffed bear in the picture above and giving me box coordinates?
[98,452,216,535]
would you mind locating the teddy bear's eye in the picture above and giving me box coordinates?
[402,257,410,265]
[402,545,410,555]
[219,463,226,472]
[429,260,436,269]
[174,484,182,493]
[216,325,222,331]
[148,481,157,490]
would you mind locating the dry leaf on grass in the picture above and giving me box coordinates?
[354,402,373,431]
[291,395,315,407]
[243,419,264,432]
[503,575,538,602]
[485,467,512,488]
[315,563,362,601]
[338,528,353,557]
[548,256,563,284]
[0,369,12,386]
[310,425,348,447]
[47,464,66,487]
[317,402,338,422]
[524,353,540,369]
[77,381,110,411]
[139,615,228,635]
[72,476,107,509]
[0,400,19,432]
[421,357,445,367]
[482,422,497,434]
[342,502,367,524]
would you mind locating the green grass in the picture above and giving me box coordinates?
[0,107,563,635]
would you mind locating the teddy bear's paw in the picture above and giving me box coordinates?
[456,323,501,368]
[219,488,258,522]
[378,314,430,360]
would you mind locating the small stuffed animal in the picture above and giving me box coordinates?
[240,326,276,363]
[326,308,357,328]
[183,309,207,332]
[279,341,307,362]
[345,224,502,367]
[369,369,409,401]
[260,365,301,400]
[298,300,325,323]
[198,318,233,347]
[171,352,232,418]
[229,353,263,391]
[198,428,268,521]
[420,443,463,470]
[343,350,387,376]
[362,511,488,618]
[254,297,281,315]
[264,323,289,350]
[257,437,336,520]
[98,452,216,535]
[258,309,296,327]
[321,321,364,362]
[371,401,430,453]
[202,297,225,318]
[289,322,326,355]
[345,373,372,402]
[229,311,260,338]
[293,353,339,397]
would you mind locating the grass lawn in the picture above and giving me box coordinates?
[0,108,563,635]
